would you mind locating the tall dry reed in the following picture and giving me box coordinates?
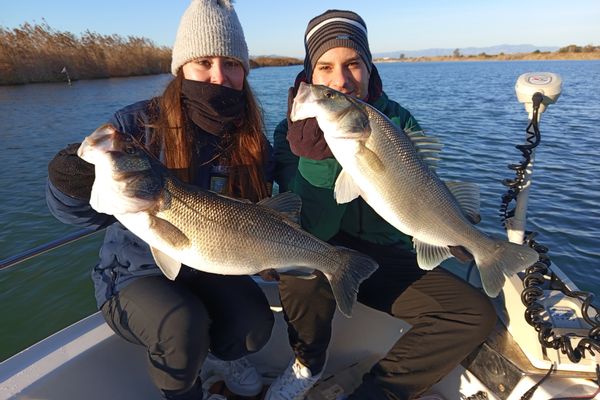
[0,21,171,85]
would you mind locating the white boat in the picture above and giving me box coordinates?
[1,73,599,400]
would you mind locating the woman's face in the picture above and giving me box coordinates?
[311,47,370,100]
[182,57,245,90]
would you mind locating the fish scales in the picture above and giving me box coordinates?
[361,106,480,246]
[77,124,379,316]
[157,178,339,272]
[290,83,540,297]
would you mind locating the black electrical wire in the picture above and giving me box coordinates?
[499,92,600,366]
[499,92,543,224]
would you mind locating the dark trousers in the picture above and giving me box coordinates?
[101,268,274,398]
[278,233,497,400]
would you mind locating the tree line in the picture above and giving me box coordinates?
[557,44,600,53]
[452,44,600,58]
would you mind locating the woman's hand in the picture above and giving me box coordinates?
[48,143,95,201]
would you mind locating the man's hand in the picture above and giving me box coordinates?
[449,246,474,263]
[286,87,334,160]
[258,269,280,282]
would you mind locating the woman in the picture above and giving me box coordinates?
[46,1,273,399]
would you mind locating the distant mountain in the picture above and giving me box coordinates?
[373,44,559,58]
[250,54,289,58]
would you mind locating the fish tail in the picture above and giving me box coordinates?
[476,240,539,298]
[325,248,379,318]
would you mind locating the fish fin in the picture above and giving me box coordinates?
[147,215,188,281]
[148,215,190,249]
[413,238,453,270]
[279,270,318,280]
[406,130,443,169]
[150,247,181,280]
[475,241,539,297]
[258,192,302,223]
[356,143,385,172]
[325,247,379,318]
[445,181,481,224]
[334,169,362,204]
[216,192,253,204]
[421,156,441,169]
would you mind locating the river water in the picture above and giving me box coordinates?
[1,60,599,361]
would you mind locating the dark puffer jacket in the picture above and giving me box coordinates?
[46,100,274,308]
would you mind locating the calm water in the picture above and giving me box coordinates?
[1,60,599,361]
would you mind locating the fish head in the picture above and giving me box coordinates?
[78,124,150,170]
[78,124,164,214]
[291,83,371,140]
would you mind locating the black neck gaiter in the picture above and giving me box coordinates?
[181,79,246,136]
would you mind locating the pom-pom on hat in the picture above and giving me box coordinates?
[171,0,249,75]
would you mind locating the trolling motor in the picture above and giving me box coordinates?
[515,73,562,117]
[502,72,562,244]
[499,72,600,374]
[464,72,599,400]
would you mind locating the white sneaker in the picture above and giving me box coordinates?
[264,358,323,400]
[200,354,263,396]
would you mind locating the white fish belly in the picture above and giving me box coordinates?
[332,137,480,249]
[114,212,222,274]
[116,211,327,277]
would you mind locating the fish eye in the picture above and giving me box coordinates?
[125,145,136,155]
[324,90,335,99]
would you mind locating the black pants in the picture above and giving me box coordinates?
[278,233,497,400]
[101,268,274,398]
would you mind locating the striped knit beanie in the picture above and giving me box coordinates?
[171,0,249,75]
[303,9,372,82]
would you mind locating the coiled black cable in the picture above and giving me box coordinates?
[500,93,600,365]
[500,92,543,224]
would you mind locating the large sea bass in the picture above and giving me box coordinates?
[77,124,378,317]
[290,83,539,297]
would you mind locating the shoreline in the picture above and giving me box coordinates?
[2,54,599,87]
[374,51,600,63]
[2,22,597,85]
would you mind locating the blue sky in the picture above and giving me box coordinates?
[2,0,598,57]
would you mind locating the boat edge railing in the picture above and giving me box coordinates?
[0,228,104,271]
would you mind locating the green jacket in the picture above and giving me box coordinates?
[273,91,422,248]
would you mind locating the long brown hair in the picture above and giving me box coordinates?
[148,71,270,202]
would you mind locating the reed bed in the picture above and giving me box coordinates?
[250,56,302,68]
[0,22,171,85]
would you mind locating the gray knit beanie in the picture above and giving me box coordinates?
[171,0,249,75]
[303,9,372,82]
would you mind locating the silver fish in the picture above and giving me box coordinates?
[77,124,378,317]
[290,83,539,297]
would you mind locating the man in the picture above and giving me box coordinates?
[266,9,497,400]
